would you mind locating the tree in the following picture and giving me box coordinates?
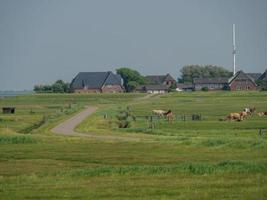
[256,80,267,91]
[116,68,146,92]
[168,82,177,92]
[127,81,139,92]
[180,65,232,83]
[54,80,70,93]
[52,82,64,93]
[34,80,70,93]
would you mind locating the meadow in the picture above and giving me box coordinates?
[0,92,267,199]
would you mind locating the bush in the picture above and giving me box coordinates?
[201,87,209,91]
[223,85,230,91]
[256,80,267,91]
[0,135,37,144]
[116,107,135,128]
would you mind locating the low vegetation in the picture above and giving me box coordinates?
[34,80,70,93]
[0,91,267,199]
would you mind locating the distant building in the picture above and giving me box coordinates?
[70,71,124,93]
[228,70,257,91]
[135,85,169,94]
[145,73,176,87]
[193,78,229,91]
[246,73,262,81]
[176,83,194,91]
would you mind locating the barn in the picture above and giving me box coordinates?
[193,78,229,91]
[70,71,124,93]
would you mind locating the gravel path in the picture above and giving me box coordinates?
[51,106,140,142]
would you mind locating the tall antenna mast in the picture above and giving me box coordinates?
[233,24,236,75]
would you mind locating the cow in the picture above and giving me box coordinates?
[164,110,174,123]
[243,107,256,115]
[225,112,243,121]
[240,111,247,119]
[257,112,264,117]
[257,111,267,117]
[152,110,166,118]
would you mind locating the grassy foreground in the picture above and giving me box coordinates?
[0,92,267,199]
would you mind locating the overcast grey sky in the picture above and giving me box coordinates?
[0,0,267,90]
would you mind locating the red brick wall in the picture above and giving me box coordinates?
[230,80,257,91]
[101,85,124,93]
[74,89,101,93]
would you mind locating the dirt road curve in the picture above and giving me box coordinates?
[51,106,140,142]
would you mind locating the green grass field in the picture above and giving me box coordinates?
[0,92,267,199]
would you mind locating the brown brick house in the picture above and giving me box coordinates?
[145,73,176,87]
[228,70,257,91]
[70,71,124,93]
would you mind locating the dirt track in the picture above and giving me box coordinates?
[51,106,140,142]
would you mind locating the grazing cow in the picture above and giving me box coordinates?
[225,113,243,121]
[258,111,267,116]
[243,107,256,115]
[152,110,166,118]
[240,111,248,119]
[164,110,174,123]
[243,108,250,113]
[257,112,264,117]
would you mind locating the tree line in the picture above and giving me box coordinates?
[179,65,233,83]
[34,80,70,93]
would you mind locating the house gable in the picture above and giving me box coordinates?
[229,70,257,91]
[70,71,123,93]
[145,74,176,87]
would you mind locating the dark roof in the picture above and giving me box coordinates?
[70,72,122,89]
[229,70,257,85]
[165,74,176,82]
[246,73,262,80]
[145,74,176,84]
[136,85,169,91]
[146,75,166,84]
[258,70,267,81]
[193,78,229,84]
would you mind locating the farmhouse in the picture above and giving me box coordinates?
[135,85,169,94]
[145,73,176,87]
[135,73,176,93]
[229,70,257,91]
[193,78,229,91]
[70,71,124,93]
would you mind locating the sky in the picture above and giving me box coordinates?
[0,0,267,90]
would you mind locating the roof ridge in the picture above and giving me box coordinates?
[101,71,112,87]
[229,70,256,85]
